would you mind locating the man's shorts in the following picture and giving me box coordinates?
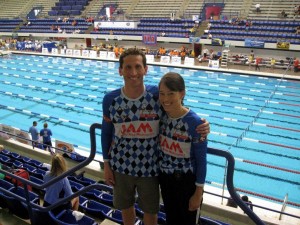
[113,171,159,214]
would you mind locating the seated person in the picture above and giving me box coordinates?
[281,10,287,18]
[226,197,238,208]
[255,3,260,12]
[241,195,253,211]
[43,154,79,215]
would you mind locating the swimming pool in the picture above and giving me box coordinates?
[0,54,299,207]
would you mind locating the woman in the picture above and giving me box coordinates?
[158,72,207,225]
[43,154,79,215]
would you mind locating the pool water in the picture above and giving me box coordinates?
[0,54,299,206]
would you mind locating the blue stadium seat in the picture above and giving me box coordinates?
[0,179,14,208]
[49,209,98,225]
[2,187,40,219]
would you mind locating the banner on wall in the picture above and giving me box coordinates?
[245,39,264,48]
[208,60,219,68]
[189,37,200,43]
[66,49,73,56]
[107,51,116,59]
[89,50,97,58]
[52,48,58,54]
[171,56,181,65]
[142,34,157,45]
[82,50,89,57]
[276,42,290,50]
[42,48,48,54]
[73,49,81,56]
[184,57,195,66]
[212,38,224,46]
[161,55,170,64]
[146,54,154,63]
[55,139,74,156]
[99,51,107,59]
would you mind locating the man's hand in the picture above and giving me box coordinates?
[104,162,115,186]
[196,118,210,137]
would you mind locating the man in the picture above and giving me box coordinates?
[101,48,210,225]
[29,121,39,148]
[40,123,53,152]
[255,3,260,12]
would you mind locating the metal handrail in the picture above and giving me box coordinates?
[207,147,265,225]
[0,123,268,224]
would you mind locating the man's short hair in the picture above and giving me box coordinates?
[119,48,147,69]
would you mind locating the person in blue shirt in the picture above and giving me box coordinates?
[158,72,207,225]
[43,154,79,215]
[101,48,210,225]
[40,122,53,152]
[29,121,39,149]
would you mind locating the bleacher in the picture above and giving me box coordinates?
[18,18,91,34]
[48,0,90,16]
[91,17,195,38]
[0,146,232,225]
[0,19,22,32]
[248,0,299,21]
[203,19,300,45]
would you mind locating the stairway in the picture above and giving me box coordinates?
[221,44,230,68]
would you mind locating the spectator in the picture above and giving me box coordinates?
[241,195,253,211]
[296,26,300,34]
[255,3,260,12]
[29,121,39,148]
[294,57,300,72]
[40,122,53,153]
[62,17,69,23]
[207,33,212,39]
[255,57,261,71]
[73,29,81,34]
[281,10,287,18]
[71,20,77,26]
[270,58,276,71]
[227,198,238,208]
[158,72,207,225]
[43,154,79,215]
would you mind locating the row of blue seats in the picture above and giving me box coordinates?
[138,23,194,28]
[0,26,17,28]
[210,24,296,32]
[210,19,300,26]
[49,10,82,16]
[91,31,187,38]
[20,25,89,29]
[0,29,15,32]
[55,0,88,6]
[17,30,85,34]
[140,18,194,23]
[52,5,84,11]
[201,34,300,44]
[27,21,90,25]
[0,22,21,25]
[0,19,22,22]
[29,18,86,22]
[100,27,189,32]
[209,30,300,38]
